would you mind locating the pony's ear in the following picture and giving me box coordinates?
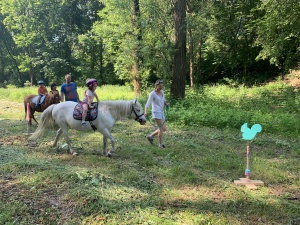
[134,98,137,104]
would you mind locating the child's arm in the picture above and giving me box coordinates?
[87,95,93,108]
[94,93,99,102]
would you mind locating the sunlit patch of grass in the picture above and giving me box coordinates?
[0,85,135,102]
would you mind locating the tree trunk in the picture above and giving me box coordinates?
[171,0,186,99]
[131,0,143,96]
[188,27,194,88]
[132,62,140,96]
[196,40,202,83]
[99,38,104,84]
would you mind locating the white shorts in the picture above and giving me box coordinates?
[152,112,165,120]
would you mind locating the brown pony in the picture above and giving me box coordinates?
[24,90,60,125]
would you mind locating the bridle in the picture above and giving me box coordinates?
[130,104,145,123]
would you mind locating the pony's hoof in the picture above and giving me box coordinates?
[72,152,78,156]
[107,153,112,158]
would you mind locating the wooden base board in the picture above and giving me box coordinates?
[234,178,264,189]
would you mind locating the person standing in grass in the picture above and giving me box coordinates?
[60,73,80,102]
[144,79,169,148]
[81,78,99,127]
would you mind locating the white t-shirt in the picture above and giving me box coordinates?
[145,90,165,114]
[82,89,96,103]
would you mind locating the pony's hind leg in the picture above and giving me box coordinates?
[54,127,77,156]
[32,114,39,125]
[102,136,108,156]
[61,129,77,156]
[53,128,63,147]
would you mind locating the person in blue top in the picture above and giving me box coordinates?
[60,73,80,102]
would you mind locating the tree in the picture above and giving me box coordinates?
[253,0,300,71]
[171,0,186,99]
[130,0,143,96]
[0,13,22,83]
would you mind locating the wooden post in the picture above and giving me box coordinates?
[246,141,250,179]
[25,103,31,135]
[234,140,264,189]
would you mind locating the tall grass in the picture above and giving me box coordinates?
[167,82,300,137]
[0,84,135,101]
[1,81,299,137]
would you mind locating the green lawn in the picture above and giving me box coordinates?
[0,88,299,224]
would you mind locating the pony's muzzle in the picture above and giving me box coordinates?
[137,118,146,125]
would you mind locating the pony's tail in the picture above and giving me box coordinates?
[28,104,56,140]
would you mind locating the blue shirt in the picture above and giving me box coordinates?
[60,82,78,102]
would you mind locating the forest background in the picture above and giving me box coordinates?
[0,0,299,99]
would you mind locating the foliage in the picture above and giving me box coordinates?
[1,0,298,93]
[252,0,300,71]
[168,81,300,137]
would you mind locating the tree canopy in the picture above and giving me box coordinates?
[0,0,299,98]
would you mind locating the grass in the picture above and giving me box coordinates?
[0,82,299,224]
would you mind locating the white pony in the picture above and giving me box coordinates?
[29,99,147,156]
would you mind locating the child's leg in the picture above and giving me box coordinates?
[36,95,41,107]
[155,118,166,145]
[82,103,88,125]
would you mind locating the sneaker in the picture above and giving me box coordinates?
[146,135,154,145]
[158,144,166,149]
[82,122,87,127]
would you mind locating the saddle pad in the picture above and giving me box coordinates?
[73,102,98,121]
[32,95,46,104]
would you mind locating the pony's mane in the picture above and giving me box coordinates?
[99,100,133,120]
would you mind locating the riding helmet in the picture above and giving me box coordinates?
[38,80,45,85]
[86,78,98,88]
